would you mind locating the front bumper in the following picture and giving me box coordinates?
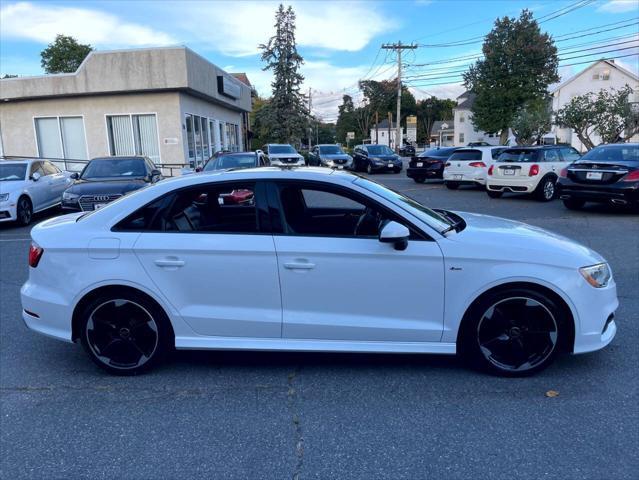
[61,200,81,211]
[571,278,618,354]
[557,180,639,205]
[0,201,17,222]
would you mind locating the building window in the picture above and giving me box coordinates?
[592,69,610,81]
[459,133,465,143]
[34,116,87,160]
[460,115,465,123]
[106,114,160,164]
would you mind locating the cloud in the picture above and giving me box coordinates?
[176,1,394,57]
[0,2,176,47]
[597,0,638,13]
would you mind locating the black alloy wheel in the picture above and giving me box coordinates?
[460,289,565,376]
[16,196,33,226]
[80,292,171,375]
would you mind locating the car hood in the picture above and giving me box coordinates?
[269,153,303,159]
[371,155,401,162]
[321,154,351,160]
[65,178,148,195]
[0,180,27,195]
[444,211,604,268]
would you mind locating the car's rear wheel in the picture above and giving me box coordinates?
[487,190,503,199]
[536,176,556,202]
[413,177,426,183]
[446,181,459,190]
[563,198,585,210]
[16,196,33,226]
[459,288,565,376]
[79,290,172,375]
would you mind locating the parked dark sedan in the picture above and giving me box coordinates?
[398,143,416,157]
[202,151,264,171]
[557,143,639,210]
[62,156,161,211]
[352,144,403,174]
[406,147,460,183]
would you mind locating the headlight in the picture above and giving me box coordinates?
[0,193,9,202]
[62,191,79,201]
[579,263,611,288]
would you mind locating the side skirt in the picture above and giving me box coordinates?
[175,336,456,354]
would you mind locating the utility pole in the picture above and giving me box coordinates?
[308,87,312,149]
[375,111,379,144]
[387,112,392,148]
[381,42,417,153]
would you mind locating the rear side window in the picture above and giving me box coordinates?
[449,150,482,161]
[544,149,560,162]
[498,150,537,162]
[559,147,581,162]
[116,182,259,233]
[491,148,507,160]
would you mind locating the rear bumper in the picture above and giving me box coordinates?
[443,170,486,185]
[557,181,639,205]
[20,280,74,343]
[407,167,442,178]
[370,162,401,172]
[487,177,538,193]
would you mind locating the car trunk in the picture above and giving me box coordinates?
[567,161,635,185]
[410,156,445,168]
[445,150,484,175]
[493,150,538,178]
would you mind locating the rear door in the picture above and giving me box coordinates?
[27,161,48,210]
[269,180,445,342]
[131,180,282,338]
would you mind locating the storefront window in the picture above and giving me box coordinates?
[185,114,195,165]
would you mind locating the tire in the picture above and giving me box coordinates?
[413,177,426,184]
[458,287,566,377]
[366,164,374,175]
[79,290,172,375]
[535,176,556,202]
[16,196,33,226]
[563,198,585,210]
[487,190,503,199]
[446,181,459,190]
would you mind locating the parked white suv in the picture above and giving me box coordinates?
[0,159,72,225]
[443,146,508,189]
[261,144,305,167]
[486,146,581,201]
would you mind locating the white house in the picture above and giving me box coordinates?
[369,119,404,148]
[551,59,639,152]
[429,120,455,146]
[453,92,501,147]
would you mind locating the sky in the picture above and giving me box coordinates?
[1,0,638,122]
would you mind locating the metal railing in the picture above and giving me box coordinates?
[0,155,191,178]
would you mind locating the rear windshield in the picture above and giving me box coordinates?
[498,150,538,162]
[580,145,639,163]
[449,150,482,161]
[419,147,456,158]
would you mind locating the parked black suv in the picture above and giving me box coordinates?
[407,147,459,183]
[62,156,161,211]
[352,144,402,174]
[557,143,639,210]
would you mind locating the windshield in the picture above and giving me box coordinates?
[580,145,639,163]
[497,150,538,162]
[367,145,395,156]
[419,147,455,158]
[206,154,257,171]
[355,177,454,233]
[0,164,27,181]
[319,146,343,155]
[269,145,296,154]
[81,158,147,179]
[449,150,482,161]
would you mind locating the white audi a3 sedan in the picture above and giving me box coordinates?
[21,168,618,376]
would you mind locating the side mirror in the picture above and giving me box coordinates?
[151,169,161,177]
[70,172,79,180]
[379,221,409,251]
[31,172,41,182]
[195,166,203,173]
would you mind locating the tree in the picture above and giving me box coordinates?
[40,35,92,74]
[555,85,639,149]
[335,95,359,144]
[510,98,552,145]
[259,4,308,144]
[2,74,18,79]
[463,9,559,144]
[415,97,456,143]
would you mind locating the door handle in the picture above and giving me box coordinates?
[154,258,185,268]
[283,261,315,270]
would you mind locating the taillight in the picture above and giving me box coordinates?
[621,170,639,182]
[28,242,44,268]
[529,164,540,176]
[488,165,494,176]
[469,161,486,168]
[560,168,568,178]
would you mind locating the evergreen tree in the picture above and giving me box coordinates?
[463,10,559,144]
[336,95,359,144]
[41,35,92,74]
[259,4,308,144]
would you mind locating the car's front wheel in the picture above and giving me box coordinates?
[16,196,33,226]
[366,164,374,175]
[459,288,566,376]
[79,290,172,375]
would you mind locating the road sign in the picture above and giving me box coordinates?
[346,132,355,139]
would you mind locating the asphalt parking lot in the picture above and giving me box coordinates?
[1,169,638,479]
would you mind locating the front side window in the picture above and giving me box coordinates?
[117,182,259,233]
[30,161,44,177]
[41,161,60,176]
[35,116,88,160]
[560,147,581,162]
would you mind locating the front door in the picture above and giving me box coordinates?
[270,181,445,342]
[133,181,282,338]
